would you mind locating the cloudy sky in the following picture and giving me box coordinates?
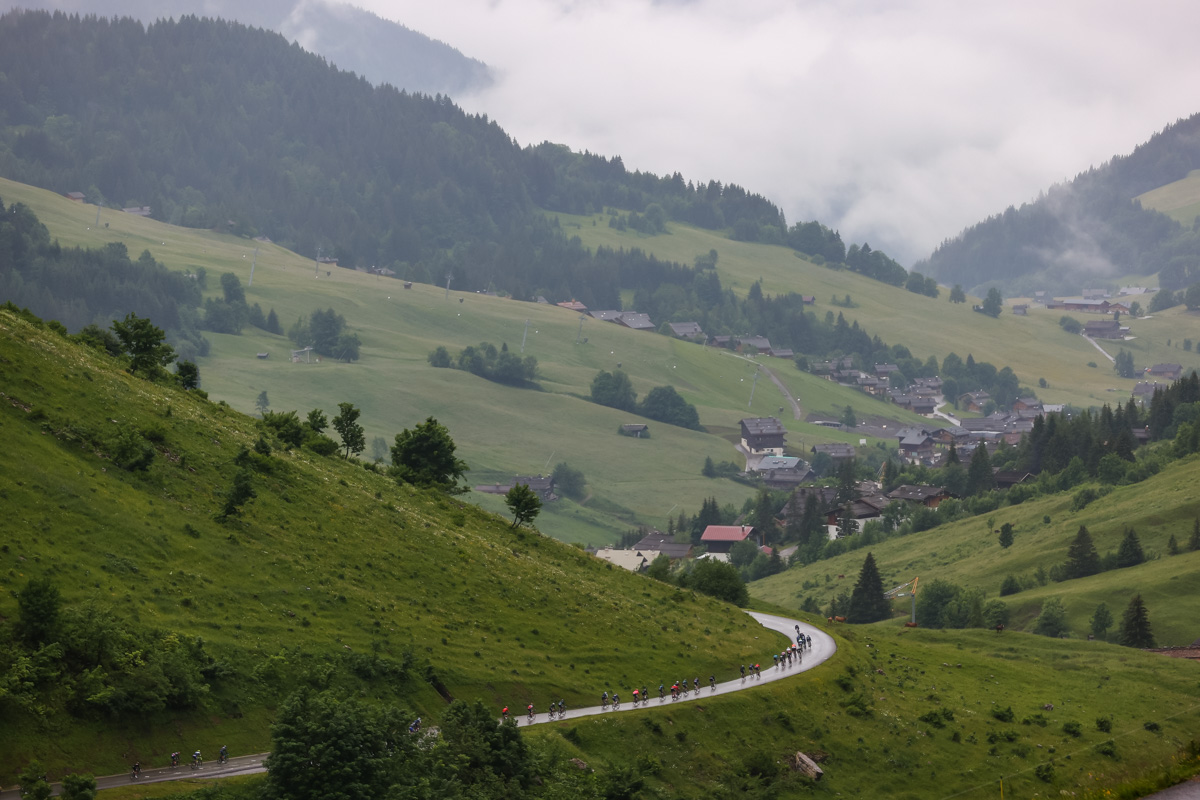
[352,0,1200,264]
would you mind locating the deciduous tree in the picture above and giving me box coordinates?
[390,417,469,493]
[111,312,176,377]
[505,483,541,528]
[332,402,365,459]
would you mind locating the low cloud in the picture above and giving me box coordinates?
[357,0,1200,264]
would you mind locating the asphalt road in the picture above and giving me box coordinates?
[0,611,830,798]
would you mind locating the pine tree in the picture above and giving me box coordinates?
[1115,528,1145,568]
[946,442,960,465]
[966,444,994,496]
[1117,594,1155,648]
[847,553,891,623]
[1064,525,1101,579]
[1190,518,1200,552]
[1167,533,1180,555]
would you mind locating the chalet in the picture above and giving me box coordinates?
[1051,299,1130,315]
[874,363,900,378]
[781,486,839,519]
[668,321,705,340]
[122,206,152,216]
[931,426,970,446]
[594,548,649,572]
[1119,286,1151,297]
[741,417,786,455]
[887,485,952,507]
[513,475,557,501]
[801,295,816,305]
[1132,381,1166,402]
[700,525,757,554]
[1012,304,1028,316]
[1033,291,1048,304]
[769,348,795,359]
[737,335,773,352]
[65,191,85,202]
[589,310,623,321]
[897,431,934,462]
[633,529,693,560]
[708,335,734,348]
[1146,363,1183,381]
[556,300,588,312]
[826,495,891,537]
[620,423,649,437]
[617,312,655,331]
[1083,319,1124,339]
[811,442,856,461]
[890,392,916,410]
[910,397,938,415]
[1011,397,1043,413]
[959,391,991,412]
[912,376,943,392]
[535,296,549,304]
[753,456,814,488]
[993,470,1033,489]
[317,256,339,267]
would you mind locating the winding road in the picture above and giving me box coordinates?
[0,612,833,799]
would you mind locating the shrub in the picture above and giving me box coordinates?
[1097,739,1117,758]
[1062,721,1082,737]
[991,706,1015,723]
[1096,716,1112,733]
[1035,762,1055,782]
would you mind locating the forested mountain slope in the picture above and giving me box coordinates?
[0,0,492,97]
[0,10,901,307]
[916,113,1200,296]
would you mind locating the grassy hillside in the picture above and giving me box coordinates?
[555,210,1200,404]
[0,309,772,781]
[4,287,1200,800]
[751,453,1200,645]
[0,177,936,543]
[1138,169,1200,225]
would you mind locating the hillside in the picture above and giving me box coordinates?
[0,176,946,543]
[1138,168,1200,225]
[0,0,492,97]
[750,453,1200,645]
[914,113,1200,296]
[3,261,1200,800]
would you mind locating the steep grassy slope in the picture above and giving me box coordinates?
[0,177,936,543]
[554,210,1200,407]
[1138,168,1200,225]
[751,455,1200,645]
[0,310,774,781]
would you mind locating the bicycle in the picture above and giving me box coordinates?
[527,705,535,723]
[130,764,141,782]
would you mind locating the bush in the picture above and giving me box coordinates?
[1062,721,1082,737]
[992,706,1015,722]
[1035,762,1055,783]
[1096,716,1112,733]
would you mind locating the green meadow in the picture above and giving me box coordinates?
[0,177,933,543]
[1138,168,1200,225]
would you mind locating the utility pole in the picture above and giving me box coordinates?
[748,368,760,408]
[575,314,586,344]
[314,247,321,279]
[444,272,453,300]
[248,247,259,286]
[95,205,101,227]
[520,319,531,353]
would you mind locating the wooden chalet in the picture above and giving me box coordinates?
[700,525,757,554]
[668,321,705,340]
[741,417,786,455]
[620,423,649,438]
[825,495,891,537]
[1083,319,1124,339]
[886,484,952,507]
[1146,363,1183,381]
[811,442,855,461]
[616,312,655,331]
[959,391,991,412]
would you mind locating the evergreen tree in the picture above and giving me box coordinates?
[949,284,966,303]
[881,458,898,491]
[946,442,960,465]
[847,552,890,623]
[982,287,1003,317]
[266,307,282,334]
[1167,533,1179,555]
[1115,528,1145,568]
[1090,602,1113,640]
[219,468,256,519]
[1117,594,1155,648]
[255,390,270,416]
[1033,596,1069,637]
[1190,518,1200,552]
[966,445,994,496]
[1064,525,1101,579]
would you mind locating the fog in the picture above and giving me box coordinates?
[354,0,1200,263]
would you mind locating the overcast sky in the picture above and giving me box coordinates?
[352,0,1200,265]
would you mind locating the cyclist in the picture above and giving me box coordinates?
[527,703,535,721]
[659,683,665,700]
[631,688,639,706]
[558,699,565,716]
[602,691,609,709]
[612,693,620,708]
[131,762,141,780]
[219,745,228,764]
[709,675,716,690]
[641,687,648,705]
[502,706,509,721]
[170,752,180,768]
[693,677,700,693]
[740,664,746,680]
[192,751,202,769]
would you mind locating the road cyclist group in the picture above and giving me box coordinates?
[130,745,229,780]
[502,626,814,725]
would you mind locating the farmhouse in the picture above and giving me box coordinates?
[667,321,705,340]
[1132,381,1166,402]
[737,335,773,352]
[958,391,991,412]
[887,484,953,507]
[1051,299,1130,315]
[589,310,623,321]
[826,495,891,537]
[752,456,814,488]
[811,442,856,461]
[1083,319,1125,339]
[633,529,693,560]
[593,548,649,572]
[616,312,655,331]
[65,191,85,202]
[556,300,588,312]
[741,417,786,455]
[620,423,649,438]
[700,525,757,554]
[1146,363,1183,381]
[1012,304,1028,316]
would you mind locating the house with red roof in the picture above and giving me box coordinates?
[700,525,758,554]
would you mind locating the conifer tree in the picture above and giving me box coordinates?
[966,444,994,496]
[1117,594,1155,648]
[1167,533,1179,555]
[847,552,890,623]
[1064,525,1101,579]
[998,522,1014,549]
[1090,602,1113,640]
[1115,528,1145,568]
[1190,518,1200,552]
